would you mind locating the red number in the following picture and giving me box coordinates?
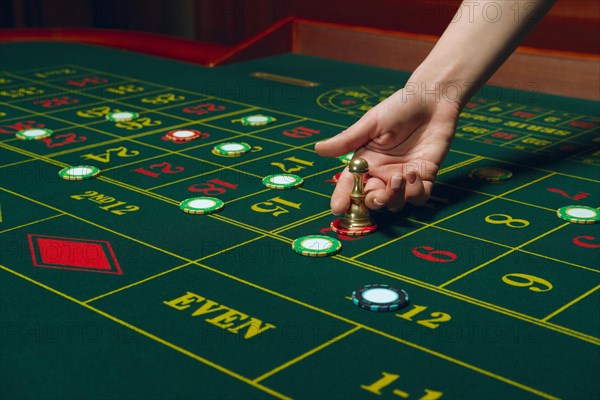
[547,188,590,201]
[573,235,600,249]
[412,246,457,263]
[465,102,478,109]
[132,162,184,178]
[320,227,362,241]
[512,111,536,119]
[340,99,357,105]
[491,131,518,140]
[66,76,108,87]
[0,120,44,135]
[33,96,79,108]
[569,121,597,129]
[283,126,321,139]
[182,103,225,115]
[188,178,238,195]
[41,132,87,148]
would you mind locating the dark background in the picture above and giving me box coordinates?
[1,0,599,53]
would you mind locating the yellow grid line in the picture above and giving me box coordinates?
[58,64,350,129]
[430,224,599,274]
[0,158,36,169]
[0,213,64,235]
[1,83,596,330]
[3,71,260,127]
[0,87,169,123]
[542,284,600,322]
[448,148,599,183]
[7,182,596,347]
[1,258,558,399]
[184,261,559,399]
[351,171,556,260]
[438,221,574,288]
[84,235,268,304]
[253,326,361,383]
[1,187,594,400]
[342,256,599,345]
[2,64,596,380]
[0,263,291,400]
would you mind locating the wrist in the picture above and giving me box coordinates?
[407,63,479,110]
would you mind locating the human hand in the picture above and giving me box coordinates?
[315,86,460,214]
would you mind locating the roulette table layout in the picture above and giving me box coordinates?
[1,20,599,400]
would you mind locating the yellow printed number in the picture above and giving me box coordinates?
[396,305,451,329]
[115,117,161,130]
[76,106,113,119]
[251,197,301,217]
[485,214,529,228]
[502,273,553,292]
[141,93,185,105]
[271,156,314,174]
[80,146,140,163]
[361,372,443,399]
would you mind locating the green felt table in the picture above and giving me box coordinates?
[0,41,599,400]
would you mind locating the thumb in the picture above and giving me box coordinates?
[315,111,376,157]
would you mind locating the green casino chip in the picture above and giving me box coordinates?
[213,142,252,156]
[556,205,600,224]
[237,114,276,126]
[106,111,139,122]
[180,197,224,215]
[15,128,54,141]
[470,166,512,182]
[292,235,342,257]
[352,284,409,312]
[58,165,101,181]
[262,174,304,189]
[338,151,354,165]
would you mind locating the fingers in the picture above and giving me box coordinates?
[330,169,353,215]
[315,111,376,157]
[405,172,433,206]
[330,166,435,215]
[365,174,406,212]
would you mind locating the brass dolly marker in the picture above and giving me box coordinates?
[331,157,377,236]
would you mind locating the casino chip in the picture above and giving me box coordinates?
[180,197,224,215]
[331,218,377,237]
[212,142,252,157]
[58,165,101,181]
[262,174,304,189]
[234,114,276,126]
[352,284,409,312]
[292,235,342,257]
[338,151,354,165]
[106,111,139,122]
[15,128,54,141]
[165,129,203,143]
[556,205,600,224]
[469,166,512,182]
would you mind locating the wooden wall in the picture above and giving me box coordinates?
[3,0,599,54]
[194,0,600,53]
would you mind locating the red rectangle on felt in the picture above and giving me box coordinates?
[36,238,111,270]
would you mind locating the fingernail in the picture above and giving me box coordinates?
[408,173,417,184]
[374,198,385,206]
[391,175,403,190]
[332,210,343,216]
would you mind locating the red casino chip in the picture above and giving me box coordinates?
[165,129,204,143]
[330,218,377,237]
